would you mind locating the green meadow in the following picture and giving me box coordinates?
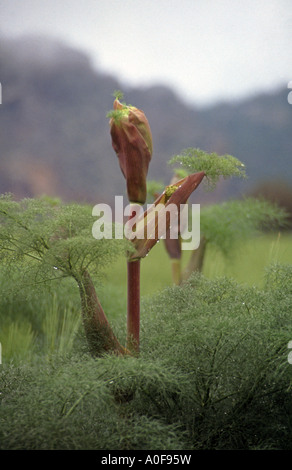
[105,232,292,297]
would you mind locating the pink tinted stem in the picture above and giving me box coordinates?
[127,258,140,353]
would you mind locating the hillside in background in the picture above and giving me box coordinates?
[0,35,291,208]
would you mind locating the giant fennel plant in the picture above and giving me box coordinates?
[0,92,250,357]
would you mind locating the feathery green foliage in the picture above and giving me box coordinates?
[0,355,187,450]
[112,89,124,101]
[0,194,132,356]
[0,194,129,287]
[169,148,246,188]
[1,264,292,450]
[140,264,292,449]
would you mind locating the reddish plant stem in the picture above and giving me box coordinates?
[127,258,141,353]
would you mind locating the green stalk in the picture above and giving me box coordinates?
[127,258,141,354]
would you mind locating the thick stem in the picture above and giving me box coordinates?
[77,270,129,356]
[127,259,140,353]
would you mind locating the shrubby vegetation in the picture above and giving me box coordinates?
[0,163,291,450]
[0,194,132,356]
[1,263,292,450]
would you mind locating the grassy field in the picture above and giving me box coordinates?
[103,232,292,297]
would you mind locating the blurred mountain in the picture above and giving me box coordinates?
[0,35,291,207]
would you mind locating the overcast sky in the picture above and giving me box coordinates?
[0,0,291,106]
